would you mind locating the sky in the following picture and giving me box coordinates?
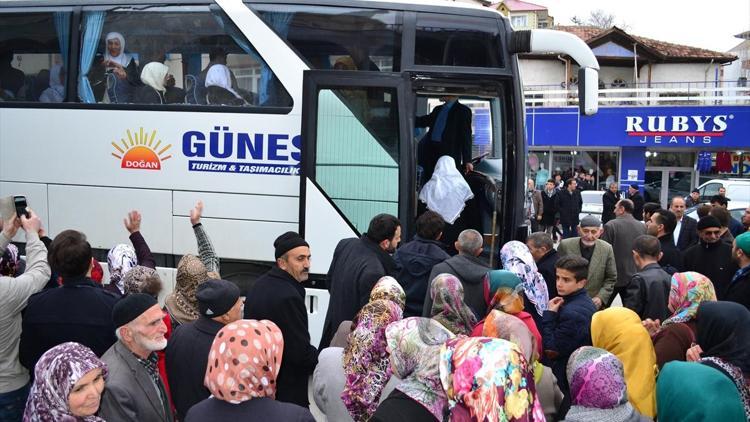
[528,0,750,52]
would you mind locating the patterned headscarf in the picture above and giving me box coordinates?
[341,300,403,421]
[122,265,162,297]
[485,270,525,315]
[23,342,107,422]
[369,276,406,310]
[166,254,208,324]
[204,320,283,403]
[662,272,716,327]
[483,310,537,363]
[107,244,137,293]
[386,317,455,420]
[500,241,548,316]
[429,274,477,336]
[439,337,545,422]
[0,243,20,276]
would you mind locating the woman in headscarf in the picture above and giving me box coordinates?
[483,310,562,421]
[499,241,549,318]
[164,254,208,326]
[134,62,169,104]
[646,272,716,369]
[103,32,140,103]
[563,346,651,422]
[418,156,473,225]
[371,317,455,422]
[0,243,21,276]
[185,320,314,421]
[470,270,543,356]
[339,300,404,421]
[205,64,247,106]
[439,337,545,422]
[428,273,477,336]
[657,361,745,422]
[689,301,750,418]
[591,307,657,419]
[39,64,65,103]
[23,342,107,421]
[106,244,137,295]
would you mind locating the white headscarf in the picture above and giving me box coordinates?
[39,64,65,102]
[104,32,131,66]
[419,155,474,224]
[140,62,168,92]
[204,64,241,99]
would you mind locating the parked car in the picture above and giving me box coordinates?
[698,179,750,203]
[687,201,750,222]
[579,190,605,222]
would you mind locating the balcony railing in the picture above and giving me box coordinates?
[524,80,750,107]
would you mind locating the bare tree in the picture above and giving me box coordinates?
[570,9,629,30]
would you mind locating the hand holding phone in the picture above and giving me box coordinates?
[14,196,30,219]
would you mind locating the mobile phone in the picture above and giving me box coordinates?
[13,196,29,219]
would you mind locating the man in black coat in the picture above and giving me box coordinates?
[647,209,683,274]
[166,279,243,420]
[683,216,739,299]
[726,232,750,310]
[416,96,473,183]
[601,182,621,224]
[540,180,558,235]
[670,196,699,250]
[556,178,583,239]
[624,235,671,321]
[319,214,401,349]
[627,184,645,221]
[526,232,560,298]
[20,230,119,374]
[244,232,318,407]
[394,211,450,317]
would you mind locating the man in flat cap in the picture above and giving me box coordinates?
[557,215,617,310]
[683,215,739,299]
[244,231,317,407]
[166,279,243,420]
[601,198,647,306]
[99,293,173,422]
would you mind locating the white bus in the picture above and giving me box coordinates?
[0,0,598,343]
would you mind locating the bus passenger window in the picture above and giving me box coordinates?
[78,7,291,108]
[0,12,71,102]
[415,14,503,68]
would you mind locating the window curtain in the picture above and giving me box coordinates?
[258,12,292,105]
[78,11,105,103]
[53,12,71,69]
[211,10,264,64]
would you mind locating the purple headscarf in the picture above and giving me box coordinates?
[429,273,477,336]
[0,243,21,276]
[23,342,107,422]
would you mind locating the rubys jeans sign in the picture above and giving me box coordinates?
[526,105,750,148]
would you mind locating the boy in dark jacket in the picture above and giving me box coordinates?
[624,235,671,321]
[541,255,596,400]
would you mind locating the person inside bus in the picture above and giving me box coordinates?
[39,64,65,103]
[205,64,250,106]
[134,62,183,105]
[194,47,237,104]
[0,50,25,98]
[103,32,141,103]
[415,95,473,184]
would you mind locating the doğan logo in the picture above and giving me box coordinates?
[111,128,172,170]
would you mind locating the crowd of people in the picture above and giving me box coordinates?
[2,187,750,421]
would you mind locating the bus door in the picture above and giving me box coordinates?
[299,70,413,275]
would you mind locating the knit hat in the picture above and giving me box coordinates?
[630,183,639,190]
[196,279,241,317]
[697,216,722,231]
[112,293,158,328]
[580,214,601,228]
[274,231,309,259]
[691,188,700,194]
[736,232,750,255]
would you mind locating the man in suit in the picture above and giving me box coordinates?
[416,95,473,183]
[557,215,618,310]
[556,178,583,239]
[601,182,621,224]
[670,196,698,250]
[99,294,173,422]
[601,199,647,306]
[627,184,645,221]
[646,208,683,274]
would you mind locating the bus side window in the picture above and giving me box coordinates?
[78,7,291,108]
[415,13,503,68]
[0,12,71,103]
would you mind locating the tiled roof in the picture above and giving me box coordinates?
[498,0,548,12]
[553,25,736,62]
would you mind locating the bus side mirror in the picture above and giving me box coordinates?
[578,67,598,116]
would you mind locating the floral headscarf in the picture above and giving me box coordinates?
[500,241,548,316]
[165,254,208,324]
[204,319,283,403]
[0,243,20,276]
[429,274,477,336]
[483,310,538,363]
[23,342,107,422]
[485,270,525,314]
[107,244,137,293]
[439,337,545,422]
[385,317,455,420]
[341,300,403,421]
[566,346,628,407]
[662,272,716,327]
[369,276,406,310]
[122,265,162,297]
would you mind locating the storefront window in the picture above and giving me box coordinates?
[551,150,575,181]
[538,149,619,190]
[645,151,694,167]
[528,150,550,188]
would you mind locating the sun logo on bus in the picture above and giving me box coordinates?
[111,128,172,170]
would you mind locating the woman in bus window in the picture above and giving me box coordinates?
[39,64,65,103]
[103,32,140,103]
[134,62,183,105]
[205,64,249,106]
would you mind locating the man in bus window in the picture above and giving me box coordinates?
[415,95,473,184]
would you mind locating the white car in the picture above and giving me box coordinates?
[687,201,750,222]
[579,190,605,222]
[698,179,750,203]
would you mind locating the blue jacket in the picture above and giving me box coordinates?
[394,236,450,317]
[541,288,596,395]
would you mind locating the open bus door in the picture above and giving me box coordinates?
[299,70,414,276]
